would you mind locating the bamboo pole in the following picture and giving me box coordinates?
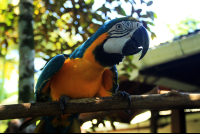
[0,90,200,120]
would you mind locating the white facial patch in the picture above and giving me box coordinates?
[103,21,142,54]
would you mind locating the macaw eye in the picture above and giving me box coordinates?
[116,24,123,30]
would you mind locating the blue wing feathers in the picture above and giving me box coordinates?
[110,65,119,94]
[35,54,67,102]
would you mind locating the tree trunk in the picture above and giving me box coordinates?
[18,0,34,103]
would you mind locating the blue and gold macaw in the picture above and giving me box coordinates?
[32,17,149,133]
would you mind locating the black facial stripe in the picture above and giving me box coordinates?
[108,32,130,38]
[123,21,133,29]
[110,26,133,32]
[125,23,133,28]
[109,30,132,38]
[109,32,129,37]
[109,28,132,34]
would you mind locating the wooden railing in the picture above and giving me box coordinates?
[0,89,200,120]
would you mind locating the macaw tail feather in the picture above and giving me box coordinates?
[34,120,46,133]
[33,114,80,133]
[19,117,41,132]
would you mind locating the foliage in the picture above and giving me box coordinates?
[1,0,156,60]
[0,0,19,101]
[166,17,200,36]
[0,120,9,133]
[0,57,18,101]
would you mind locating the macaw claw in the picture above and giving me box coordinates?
[59,95,70,116]
[116,91,133,115]
[117,91,131,107]
[124,109,133,115]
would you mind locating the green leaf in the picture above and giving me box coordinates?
[146,26,150,31]
[97,4,111,15]
[146,21,155,26]
[127,67,132,72]
[151,32,157,40]
[128,55,133,60]
[147,1,153,6]
[6,21,12,26]
[8,13,14,19]
[85,0,94,6]
[136,9,142,17]
[142,21,147,28]
[136,9,142,13]
[114,5,126,16]
[106,0,115,3]
[92,13,104,22]
[140,14,149,18]
[146,11,154,21]
[140,0,145,4]
[0,0,8,10]
[154,12,157,18]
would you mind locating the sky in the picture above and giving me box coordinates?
[3,0,200,94]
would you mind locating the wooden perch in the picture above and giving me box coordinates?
[1,89,200,120]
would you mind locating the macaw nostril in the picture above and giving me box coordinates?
[138,46,143,50]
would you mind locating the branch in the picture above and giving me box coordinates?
[1,90,200,120]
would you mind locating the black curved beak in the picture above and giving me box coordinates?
[122,26,149,60]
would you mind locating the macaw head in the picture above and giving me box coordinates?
[71,17,149,67]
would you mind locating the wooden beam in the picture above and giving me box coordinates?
[171,109,186,133]
[0,89,200,120]
[150,110,159,133]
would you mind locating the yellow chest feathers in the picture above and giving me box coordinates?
[50,58,109,100]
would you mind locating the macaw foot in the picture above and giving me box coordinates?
[57,115,61,121]
[116,91,133,115]
[124,109,133,115]
[59,95,70,116]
